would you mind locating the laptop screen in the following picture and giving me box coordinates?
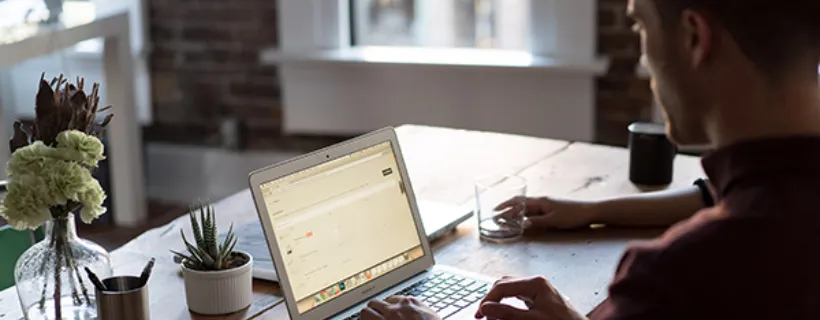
[259,141,425,315]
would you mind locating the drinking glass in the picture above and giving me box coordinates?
[474,175,527,242]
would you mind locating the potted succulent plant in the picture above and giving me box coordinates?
[171,202,253,315]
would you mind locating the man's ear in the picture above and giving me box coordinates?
[680,9,713,68]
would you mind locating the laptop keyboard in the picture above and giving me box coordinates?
[343,270,490,319]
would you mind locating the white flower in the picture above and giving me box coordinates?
[0,131,108,230]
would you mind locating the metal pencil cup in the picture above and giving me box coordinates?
[95,276,150,320]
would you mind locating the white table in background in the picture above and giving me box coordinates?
[0,10,146,227]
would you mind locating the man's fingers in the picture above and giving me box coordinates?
[483,276,550,304]
[494,196,524,211]
[475,278,545,318]
[494,207,521,220]
[367,299,391,314]
[495,197,554,217]
[526,214,558,228]
[385,295,418,305]
[516,295,534,308]
[360,307,385,320]
[493,276,514,286]
[479,302,537,320]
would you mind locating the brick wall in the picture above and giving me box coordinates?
[596,0,654,146]
[145,0,285,148]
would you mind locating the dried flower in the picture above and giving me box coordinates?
[29,73,112,148]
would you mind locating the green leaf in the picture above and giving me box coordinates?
[180,231,200,259]
[215,254,223,269]
[206,204,218,257]
[198,201,206,232]
[218,234,234,262]
[208,206,219,256]
[181,230,211,267]
[224,236,238,260]
[170,250,194,263]
[219,223,234,253]
[199,201,211,252]
[184,240,213,268]
[189,207,204,249]
[196,246,215,267]
[220,234,235,258]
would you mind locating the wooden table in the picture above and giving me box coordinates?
[0,125,704,319]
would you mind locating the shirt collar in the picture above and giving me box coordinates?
[702,135,820,198]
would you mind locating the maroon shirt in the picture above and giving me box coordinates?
[590,136,820,319]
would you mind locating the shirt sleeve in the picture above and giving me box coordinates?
[588,245,688,320]
[589,207,730,320]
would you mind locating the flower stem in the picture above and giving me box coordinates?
[53,223,63,319]
[63,246,82,305]
[37,243,49,310]
[64,239,92,305]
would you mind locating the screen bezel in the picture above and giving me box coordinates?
[248,127,435,320]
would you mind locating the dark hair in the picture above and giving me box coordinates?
[651,1,819,74]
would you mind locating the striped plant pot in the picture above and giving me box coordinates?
[181,251,253,315]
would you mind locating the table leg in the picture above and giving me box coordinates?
[103,28,147,227]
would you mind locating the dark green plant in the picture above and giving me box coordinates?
[171,202,238,271]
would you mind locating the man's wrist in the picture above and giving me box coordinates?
[585,200,607,225]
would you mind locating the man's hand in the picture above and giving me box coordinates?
[361,296,441,320]
[475,276,586,320]
[495,197,598,230]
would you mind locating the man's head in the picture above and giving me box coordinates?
[628,0,820,146]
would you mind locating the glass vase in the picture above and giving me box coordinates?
[13,213,112,320]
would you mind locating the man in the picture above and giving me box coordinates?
[362,0,820,318]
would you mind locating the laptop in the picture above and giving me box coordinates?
[248,127,523,319]
[222,199,473,282]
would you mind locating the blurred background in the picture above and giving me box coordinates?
[0,0,654,249]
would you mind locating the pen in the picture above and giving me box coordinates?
[138,257,156,287]
[85,267,106,292]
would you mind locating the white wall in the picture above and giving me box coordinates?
[146,144,300,204]
[281,63,596,141]
[274,0,604,142]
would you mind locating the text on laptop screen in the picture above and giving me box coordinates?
[260,141,425,314]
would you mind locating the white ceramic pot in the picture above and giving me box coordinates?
[181,250,253,315]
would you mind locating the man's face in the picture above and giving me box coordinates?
[629,0,711,145]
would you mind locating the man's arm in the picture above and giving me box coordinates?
[498,180,712,230]
[591,184,706,227]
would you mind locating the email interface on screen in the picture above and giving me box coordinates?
[260,141,424,314]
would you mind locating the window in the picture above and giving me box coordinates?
[0,0,85,44]
[0,0,95,32]
[352,0,530,51]
[0,0,132,49]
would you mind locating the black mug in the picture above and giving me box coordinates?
[628,122,677,186]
